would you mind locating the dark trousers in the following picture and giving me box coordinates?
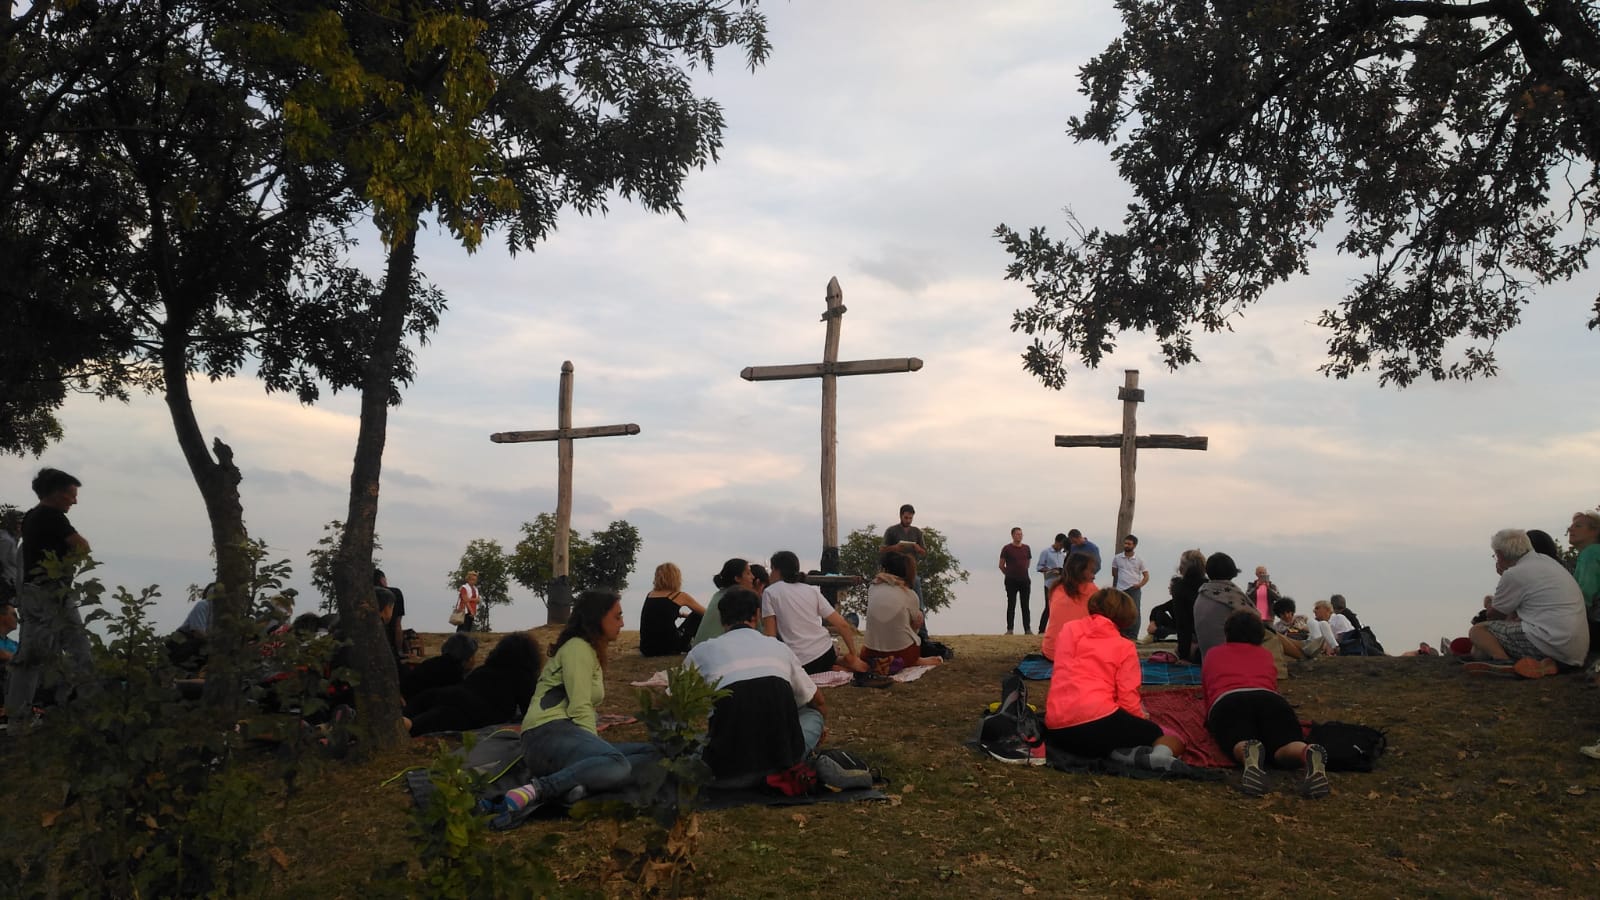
[1004,578,1032,632]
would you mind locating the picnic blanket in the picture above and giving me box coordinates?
[1142,689,1234,768]
[1013,656,1203,687]
[632,665,933,689]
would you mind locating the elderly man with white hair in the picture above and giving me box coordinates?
[1466,529,1589,678]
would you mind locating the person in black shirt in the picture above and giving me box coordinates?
[6,468,95,726]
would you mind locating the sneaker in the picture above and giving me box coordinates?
[1513,657,1559,680]
[1580,741,1600,760]
[1027,742,1048,767]
[985,739,1032,765]
[1462,660,1518,676]
[1240,740,1269,797]
[852,671,893,689]
[1301,744,1331,799]
[560,785,588,805]
[1005,629,1014,636]
[1137,631,1153,644]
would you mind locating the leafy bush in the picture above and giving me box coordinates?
[381,734,568,899]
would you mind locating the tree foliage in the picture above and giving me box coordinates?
[446,538,512,633]
[836,524,968,619]
[509,514,642,606]
[997,0,1600,388]
[307,520,381,615]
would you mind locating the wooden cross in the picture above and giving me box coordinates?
[1055,370,1207,548]
[490,361,639,623]
[742,277,922,572]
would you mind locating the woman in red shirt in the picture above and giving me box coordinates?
[1044,588,1185,769]
[1202,610,1330,798]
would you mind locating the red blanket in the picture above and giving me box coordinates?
[1142,688,1235,768]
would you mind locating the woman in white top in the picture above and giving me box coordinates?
[761,550,865,674]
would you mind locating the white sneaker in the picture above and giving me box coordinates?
[1137,631,1153,644]
[1580,741,1600,760]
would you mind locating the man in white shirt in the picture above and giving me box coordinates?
[1111,534,1151,639]
[687,588,827,784]
[1467,528,1589,677]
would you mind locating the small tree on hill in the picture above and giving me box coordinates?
[307,520,380,615]
[447,539,512,633]
[509,514,642,609]
[835,524,968,620]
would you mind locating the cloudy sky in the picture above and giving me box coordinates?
[7,2,1596,652]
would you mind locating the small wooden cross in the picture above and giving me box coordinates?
[742,277,922,572]
[491,361,639,623]
[1055,370,1207,547]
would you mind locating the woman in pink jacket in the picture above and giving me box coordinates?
[1044,588,1186,769]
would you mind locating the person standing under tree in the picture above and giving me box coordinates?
[6,468,95,728]
[456,571,481,633]
[999,527,1033,635]
[1036,533,1068,634]
[1111,535,1150,640]
[0,508,21,605]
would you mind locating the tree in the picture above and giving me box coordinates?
[997,1,1600,389]
[835,524,969,620]
[446,539,512,633]
[241,0,770,748]
[0,2,405,711]
[510,515,642,610]
[306,521,380,615]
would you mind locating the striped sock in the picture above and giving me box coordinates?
[504,784,539,812]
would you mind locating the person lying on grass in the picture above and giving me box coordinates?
[493,591,659,813]
[1203,610,1330,799]
[1040,552,1097,661]
[1043,588,1186,771]
[403,631,540,737]
[863,551,943,670]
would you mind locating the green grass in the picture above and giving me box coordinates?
[10,630,1600,897]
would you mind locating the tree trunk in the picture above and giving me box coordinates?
[329,223,419,752]
[160,332,253,714]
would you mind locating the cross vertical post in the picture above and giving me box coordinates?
[490,361,640,624]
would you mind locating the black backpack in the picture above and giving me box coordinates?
[978,671,1043,748]
[1306,721,1387,772]
[1337,626,1386,656]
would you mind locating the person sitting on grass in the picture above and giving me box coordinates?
[400,632,478,701]
[638,562,707,657]
[1043,588,1187,771]
[692,557,755,647]
[1308,599,1352,655]
[1467,529,1589,678]
[403,631,541,736]
[493,591,659,815]
[1203,610,1330,798]
[761,550,867,674]
[1040,552,1098,661]
[685,588,828,786]
[863,551,943,670]
[1193,552,1256,661]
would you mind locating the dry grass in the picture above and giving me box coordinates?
[14,629,1600,898]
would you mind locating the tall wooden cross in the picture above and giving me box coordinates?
[490,361,639,624]
[741,277,922,573]
[1055,369,1207,548]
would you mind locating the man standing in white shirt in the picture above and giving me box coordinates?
[1111,534,1150,639]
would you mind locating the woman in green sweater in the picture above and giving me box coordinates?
[498,591,658,814]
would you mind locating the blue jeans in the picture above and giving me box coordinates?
[520,718,658,799]
[797,706,825,752]
[1120,586,1143,639]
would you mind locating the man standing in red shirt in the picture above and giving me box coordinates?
[998,527,1033,635]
